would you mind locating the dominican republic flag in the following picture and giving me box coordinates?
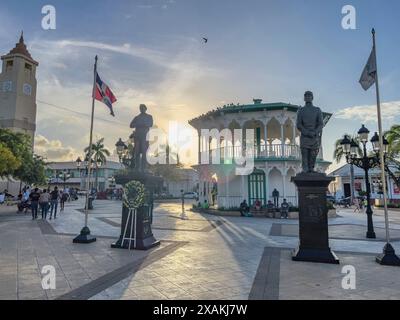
[93,72,117,116]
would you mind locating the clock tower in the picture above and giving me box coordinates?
[0,32,38,145]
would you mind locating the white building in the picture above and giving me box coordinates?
[164,168,199,197]
[328,163,400,202]
[189,99,332,208]
[46,160,124,191]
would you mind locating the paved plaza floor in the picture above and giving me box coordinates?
[0,198,399,300]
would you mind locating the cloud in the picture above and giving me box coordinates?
[25,35,225,165]
[34,134,78,161]
[335,101,400,123]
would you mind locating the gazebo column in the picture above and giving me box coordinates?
[292,123,296,157]
[198,130,201,165]
[226,174,230,208]
[264,166,269,205]
[280,123,285,157]
[282,170,287,202]
[241,175,245,202]
[263,122,268,157]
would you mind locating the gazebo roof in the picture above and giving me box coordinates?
[188,100,332,128]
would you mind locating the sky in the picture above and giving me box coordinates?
[1,0,400,170]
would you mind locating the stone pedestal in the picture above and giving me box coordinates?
[111,171,162,250]
[291,172,339,264]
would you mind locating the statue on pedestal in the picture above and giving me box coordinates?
[296,91,324,173]
[112,104,161,251]
[292,91,339,264]
[130,104,153,172]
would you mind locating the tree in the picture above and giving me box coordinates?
[385,124,400,157]
[0,129,46,187]
[333,134,362,201]
[84,138,111,190]
[0,143,20,177]
[381,125,400,190]
[16,154,47,187]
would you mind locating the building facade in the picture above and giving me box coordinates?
[45,161,124,191]
[0,33,38,144]
[164,168,199,197]
[189,99,332,208]
[328,163,400,202]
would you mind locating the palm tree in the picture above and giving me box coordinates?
[84,138,111,190]
[333,134,362,202]
[382,125,400,190]
[385,125,400,157]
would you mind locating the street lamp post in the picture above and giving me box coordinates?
[340,125,388,239]
[59,170,71,191]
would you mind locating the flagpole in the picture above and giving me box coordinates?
[73,55,98,244]
[373,29,400,266]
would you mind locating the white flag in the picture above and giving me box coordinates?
[359,48,376,91]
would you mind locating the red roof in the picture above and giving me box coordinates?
[2,32,38,65]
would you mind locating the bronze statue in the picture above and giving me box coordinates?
[130,104,153,172]
[296,91,324,173]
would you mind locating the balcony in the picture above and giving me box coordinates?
[200,143,322,164]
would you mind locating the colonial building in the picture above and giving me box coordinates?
[45,160,124,191]
[0,33,38,144]
[328,163,400,202]
[189,99,332,208]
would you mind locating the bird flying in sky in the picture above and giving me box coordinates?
[202,37,208,43]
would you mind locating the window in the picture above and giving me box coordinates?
[6,60,13,72]
[24,63,32,77]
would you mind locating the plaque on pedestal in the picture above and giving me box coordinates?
[291,172,339,264]
[111,172,162,250]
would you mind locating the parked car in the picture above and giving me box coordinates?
[183,192,198,199]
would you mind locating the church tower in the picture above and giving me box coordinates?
[0,32,39,145]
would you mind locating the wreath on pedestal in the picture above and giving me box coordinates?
[123,180,145,209]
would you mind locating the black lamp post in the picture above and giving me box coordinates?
[115,138,128,163]
[59,170,71,191]
[340,125,388,239]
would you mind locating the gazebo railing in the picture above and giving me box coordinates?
[205,143,301,163]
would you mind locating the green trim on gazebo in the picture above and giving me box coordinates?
[189,102,332,128]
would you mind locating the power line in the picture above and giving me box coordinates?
[36,99,127,126]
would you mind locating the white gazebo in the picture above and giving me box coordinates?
[189,99,332,209]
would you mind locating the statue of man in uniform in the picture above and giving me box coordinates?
[296,91,324,173]
[130,104,153,172]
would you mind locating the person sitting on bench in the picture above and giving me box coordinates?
[254,199,262,211]
[239,200,250,217]
[266,200,275,217]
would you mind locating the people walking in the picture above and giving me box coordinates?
[39,189,50,219]
[60,190,68,211]
[29,188,41,220]
[280,198,290,219]
[353,198,361,213]
[49,187,59,219]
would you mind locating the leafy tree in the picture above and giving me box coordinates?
[16,154,47,186]
[0,143,20,176]
[0,129,46,187]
